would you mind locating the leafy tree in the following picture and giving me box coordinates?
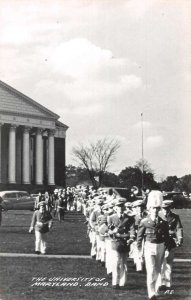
[160,174,191,194]
[72,138,120,188]
[102,171,120,187]
[179,175,191,194]
[160,176,179,192]
[118,166,159,192]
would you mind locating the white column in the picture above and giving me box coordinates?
[48,130,55,185]
[23,126,31,184]
[8,124,17,184]
[0,123,3,183]
[35,128,43,185]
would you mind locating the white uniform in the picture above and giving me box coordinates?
[159,209,183,289]
[137,216,170,299]
[29,208,53,254]
[89,208,102,258]
[108,212,135,287]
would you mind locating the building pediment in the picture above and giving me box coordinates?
[0,80,59,120]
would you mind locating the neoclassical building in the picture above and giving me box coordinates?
[0,80,68,191]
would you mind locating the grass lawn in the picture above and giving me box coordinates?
[0,209,190,300]
[0,258,191,300]
[0,211,90,254]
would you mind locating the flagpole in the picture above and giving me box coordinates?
[141,112,144,192]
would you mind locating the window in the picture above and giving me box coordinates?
[18,192,29,198]
[5,193,17,199]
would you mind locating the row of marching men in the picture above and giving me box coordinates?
[84,190,183,300]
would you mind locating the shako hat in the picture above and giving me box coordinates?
[132,199,144,207]
[114,197,126,207]
[147,190,163,209]
[162,200,173,208]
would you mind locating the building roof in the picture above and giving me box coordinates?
[56,120,69,130]
[0,80,59,120]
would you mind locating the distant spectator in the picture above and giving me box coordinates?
[34,192,44,210]
[54,191,66,222]
[44,191,53,212]
[67,188,74,211]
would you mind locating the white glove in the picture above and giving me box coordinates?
[29,227,33,233]
[176,240,182,247]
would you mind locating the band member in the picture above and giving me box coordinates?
[67,187,74,211]
[97,211,108,265]
[89,197,104,258]
[44,191,53,212]
[34,192,44,210]
[54,191,66,222]
[129,199,147,271]
[29,201,53,254]
[108,198,135,289]
[103,202,115,277]
[137,191,170,300]
[158,199,183,293]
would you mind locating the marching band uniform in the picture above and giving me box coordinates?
[95,212,107,261]
[34,192,44,210]
[159,200,183,291]
[137,191,170,300]
[85,199,95,237]
[29,201,53,254]
[98,203,114,266]
[108,198,135,288]
[52,189,59,216]
[67,188,74,211]
[129,199,147,271]
[97,213,108,264]
[89,198,103,258]
[80,189,88,215]
[54,194,66,222]
[104,203,115,276]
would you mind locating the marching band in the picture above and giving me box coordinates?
[28,185,183,300]
[82,186,183,299]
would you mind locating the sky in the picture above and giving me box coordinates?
[0,0,191,180]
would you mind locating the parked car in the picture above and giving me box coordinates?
[163,191,191,209]
[0,191,35,210]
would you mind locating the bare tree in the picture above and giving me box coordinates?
[135,159,154,174]
[72,138,120,188]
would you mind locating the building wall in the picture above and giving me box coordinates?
[55,137,65,187]
[1,125,8,183]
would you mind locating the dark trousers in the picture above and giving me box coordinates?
[57,209,65,222]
